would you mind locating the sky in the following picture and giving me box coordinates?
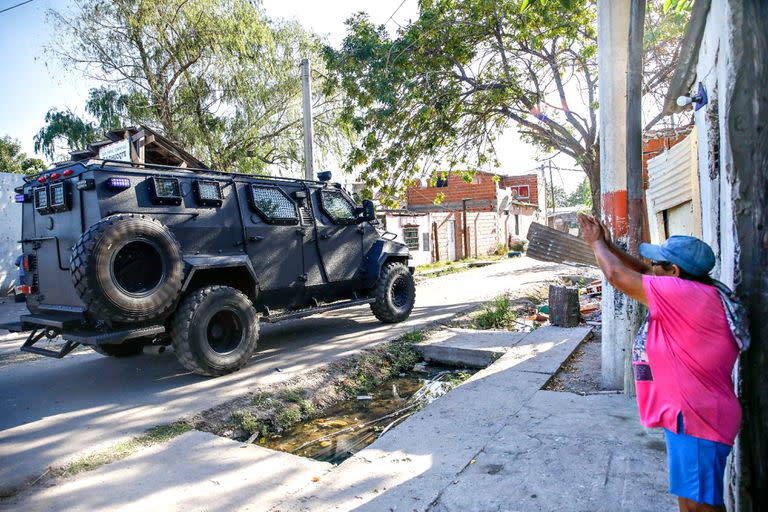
[0,0,585,191]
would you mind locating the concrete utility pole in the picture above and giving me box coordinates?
[597,0,634,391]
[301,58,314,181]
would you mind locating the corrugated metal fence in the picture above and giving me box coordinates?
[525,222,597,267]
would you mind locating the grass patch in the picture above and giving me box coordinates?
[60,422,192,477]
[474,295,518,330]
[341,330,424,396]
[196,329,429,443]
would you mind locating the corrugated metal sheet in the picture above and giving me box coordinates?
[647,133,696,213]
[525,222,597,267]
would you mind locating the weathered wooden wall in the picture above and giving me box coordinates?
[728,0,768,508]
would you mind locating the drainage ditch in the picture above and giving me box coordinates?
[262,365,475,464]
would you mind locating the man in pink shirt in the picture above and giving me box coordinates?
[578,214,748,512]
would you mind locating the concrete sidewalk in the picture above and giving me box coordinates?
[3,326,674,511]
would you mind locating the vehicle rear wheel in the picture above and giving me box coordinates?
[171,286,259,377]
[71,214,184,324]
[370,262,416,323]
[91,342,144,358]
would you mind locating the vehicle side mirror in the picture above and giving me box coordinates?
[362,199,376,221]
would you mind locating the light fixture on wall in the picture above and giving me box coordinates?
[676,82,709,111]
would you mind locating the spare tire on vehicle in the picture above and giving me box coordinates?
[71,214,184,323]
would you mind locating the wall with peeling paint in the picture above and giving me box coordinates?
[0,172,24,294]
[687,0,768,509]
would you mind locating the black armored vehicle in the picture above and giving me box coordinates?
[10,159,415,376]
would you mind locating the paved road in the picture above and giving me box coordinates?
[0,257,573,494]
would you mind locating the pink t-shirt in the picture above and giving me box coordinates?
[635,275,741,445]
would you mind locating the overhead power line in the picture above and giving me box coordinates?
[0,0,34,15]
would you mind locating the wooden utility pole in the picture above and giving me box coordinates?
[548,160,555,220]
[462,198,470,259]
[624,0,646,396]
[301,58,314,181]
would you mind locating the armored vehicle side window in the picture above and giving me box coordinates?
[249,185,299,224]
[320,190,356,224]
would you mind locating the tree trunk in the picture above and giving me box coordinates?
[583,159,601,217]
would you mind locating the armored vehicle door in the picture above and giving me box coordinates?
[242,183,304,294]
[316,189,363,283]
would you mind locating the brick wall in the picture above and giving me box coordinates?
[407,171,498,211]
[499,174,540,205]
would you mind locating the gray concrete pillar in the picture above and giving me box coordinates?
[597,0,632,390]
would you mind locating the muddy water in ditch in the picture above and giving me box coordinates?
[263,366,474,464]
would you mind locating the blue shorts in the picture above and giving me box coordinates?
[664,414,732,506]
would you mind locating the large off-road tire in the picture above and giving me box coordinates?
[370,262,416,323]
[71,214,184,324]
[91,342,144,358]
[171,286,259,377]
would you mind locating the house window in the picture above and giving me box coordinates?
[518,185,530,199]
[510,186,519,197]
[403,226,420,250]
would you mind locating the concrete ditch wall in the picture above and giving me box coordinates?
[0,172,24,294]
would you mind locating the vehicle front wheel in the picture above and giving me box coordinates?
[370,262,416,323]
[171,286,259,377]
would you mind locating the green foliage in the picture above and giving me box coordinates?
[545,184,568,209]
[327,1,599,207]
[521,0,582,11]
[341,332,423,396]
[475,295,518,330]
[0,136,46,174]
[232,409,266,435]
[275,405,303,430]
[566,178,592,207]
[662,0,693,13]
[34,109,98,162]
[45,0,350,173]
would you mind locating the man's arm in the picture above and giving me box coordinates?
[579,214,648,305]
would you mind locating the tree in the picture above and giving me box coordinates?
[35,87,140,162]
[565,177,592,208]
[545,184,568,209]
[45,0,349,174]
[0,136,46,174]
[327,0,689,209]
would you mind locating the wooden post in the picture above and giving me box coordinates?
[548,285,580,327]
[432,221,440,262]
[462,199,469,259]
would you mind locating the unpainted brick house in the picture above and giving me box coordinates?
[382,171,545,264]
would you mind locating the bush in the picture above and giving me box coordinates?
[508,236,527,252]
[475,295,517,329]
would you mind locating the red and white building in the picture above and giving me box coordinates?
[381,171,545,264]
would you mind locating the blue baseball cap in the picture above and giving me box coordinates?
[639,236,716,276]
